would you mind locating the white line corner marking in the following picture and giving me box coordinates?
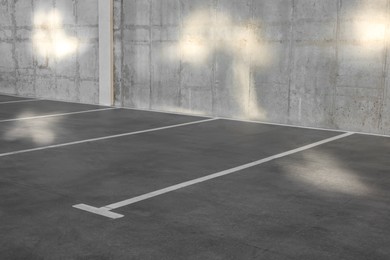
[73,132,354,219]
[73,204,125,219]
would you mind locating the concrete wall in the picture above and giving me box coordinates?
[114,0,390,135]
[0,0,99,104]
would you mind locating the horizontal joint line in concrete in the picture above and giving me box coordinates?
[0,107,118,123]
[74,132,354,219]
[0,99,39,105]
[0,118,218,158]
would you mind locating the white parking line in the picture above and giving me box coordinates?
[0,118,218,157]
[0,99,40,104]
[73,204,124,219]
[222,117,390,138]
[73,132,354,219]
[0,107,117,123]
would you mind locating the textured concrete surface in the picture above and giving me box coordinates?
[0,0,99,104]
[114,0,390,135]
[0,95,206,153]
[0,98,103,121]
[2,0,390,135]
[0,118,339,206]
[0,98,389,259]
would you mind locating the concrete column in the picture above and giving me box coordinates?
[99,0,114,106]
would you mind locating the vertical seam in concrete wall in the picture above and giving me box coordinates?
[110,0,115,105]
[148,0,153,110]
[178,0,183,108]
[247,0,254,117]
[212,0,218,115]
[75,0,81,102]
[287,0,296,121]
[119,0,124,106]
[332,0,341,126]
[31,0,37,96]
[10,0,17,95]
[53,0,58,100]
[113,0,119,105]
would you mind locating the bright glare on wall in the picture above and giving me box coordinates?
[33,9,78,65]
[353,10,389,47]
[359,21,386,42]
[356,21,386,44]
[166,10,269,119]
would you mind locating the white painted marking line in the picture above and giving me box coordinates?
[0,99,40,104]
[0,107,117,123]
[221,117,390,138]
[73,204,124,219]
[0,118,218,157]
[74,132,354,219]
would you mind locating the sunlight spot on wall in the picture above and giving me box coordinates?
[360,21,386,42]
[349,8,389,51]
[33,9,78,63]
[166,10,270,120]
[180,37,210,64]
[355,17,387,44]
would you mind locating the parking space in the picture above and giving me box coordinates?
[1,94,389,259]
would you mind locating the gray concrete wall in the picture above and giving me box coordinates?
[114,0,390,135]
[0,0,99,104]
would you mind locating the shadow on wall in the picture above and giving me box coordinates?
[164,10,272,120]
[33,9,78,67]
